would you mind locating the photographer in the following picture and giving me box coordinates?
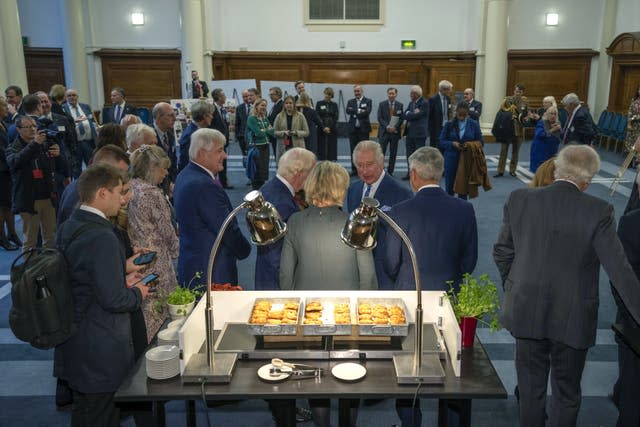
[7,115,67,250]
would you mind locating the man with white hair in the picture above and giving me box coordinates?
[125,123,157,154]
[255,147,316,290]
[493,145,640,426]
[428,80,453,151]
[173,128,251,288]
[561,92,597,145]
[402,85,429,180]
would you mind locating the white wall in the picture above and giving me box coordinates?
[615,0,640,36]
[18,0,64,48]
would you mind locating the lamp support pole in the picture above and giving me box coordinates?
[375,209,423,373]
[204,202,249,368]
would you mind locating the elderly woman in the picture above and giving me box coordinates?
[296,92,324,156]
[128,145,179,341]
[246,97,274,189]
[178,100,213,171]
[315,87,339,161]
[273,95,309,163]
[530,106,562,173]
[280,161,375,427]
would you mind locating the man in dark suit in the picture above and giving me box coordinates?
[377,87,404,175]
[346,84,372,175]
[348,140,412,289]
[174,128,251,287]
[3,85,24,124]
[235,89,251,156]
[461,88,482,121]
[55,163,149,426]
[267,86,284,157]
[211,88,233,189]
[101,87,136,125]
[561,92,597,145]
[493,145,640,427]
[428,80,453,152]
[152,102,178,186]
[62,88,97,173]
[402,85,429,180]
[255,147,316,290]
[191,70,209,98]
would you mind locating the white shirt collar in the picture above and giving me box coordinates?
[79,204,107,219]
[418,184,441,191]
[191,160,217,181]
[362,170,385,199]
[276,174,295,196]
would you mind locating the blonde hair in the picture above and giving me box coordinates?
[296,92,313,108]
[0,96,7,109]
[130,144,171,183]
[250,97,267,117]
[304,161,349,207]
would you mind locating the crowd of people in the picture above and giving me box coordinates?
[2,76,640,427]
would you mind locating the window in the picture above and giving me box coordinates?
[305,0,384,27]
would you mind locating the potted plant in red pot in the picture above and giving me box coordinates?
[446,273,501,347]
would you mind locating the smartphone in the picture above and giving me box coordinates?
[139,273,159,286]
[133,251,157,266]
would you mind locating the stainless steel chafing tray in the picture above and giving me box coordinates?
[301,297,352,336]
[247,298,302,336]
[356,298,409,336]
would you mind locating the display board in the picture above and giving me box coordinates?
[209,79,258,107]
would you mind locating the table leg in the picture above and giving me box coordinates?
[152,400,166,427]
[338,399,350,427]
[186,400,196,427]
[438,399,472,427]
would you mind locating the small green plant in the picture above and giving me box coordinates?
[446,273,501,331]
[153,272,204,316]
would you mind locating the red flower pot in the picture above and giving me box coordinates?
[459,316,478,347]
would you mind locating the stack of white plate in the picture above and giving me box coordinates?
[145,345,180,380]
[166,318,185,329]
[157,327,180,346]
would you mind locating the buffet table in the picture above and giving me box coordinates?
[115,291,506,426]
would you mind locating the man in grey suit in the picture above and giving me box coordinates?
[493,145,640,427]
[377,87,404,175]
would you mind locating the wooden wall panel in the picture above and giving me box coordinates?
[607,33,640,113]
[24,48,65,94]
[96,49,181,110]
[507,49,598,109]
[212,52,476,98]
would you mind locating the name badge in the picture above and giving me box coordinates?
[396,110,402,115]
[320,105,326,110]
[57,126,66,132]
[32,168,44,179]
[570,126,575,132]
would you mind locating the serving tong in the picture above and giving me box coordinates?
[269,358,323,380]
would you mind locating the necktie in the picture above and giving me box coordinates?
[389,102,394,117]
[114,105,121,123]
[213,175,222,187]
[221,106,227,122]
[246,104,250,114]
[162,133,170,152]
[562,111,575,144]
[364,184,372,198]
[75,106,85,135]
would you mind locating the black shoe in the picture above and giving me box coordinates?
[296,406,313,422]
[509,172,517,177]
[493,173,504,178]
[8,233,22,247]
[0,238,19,251]
[402,174,410,181]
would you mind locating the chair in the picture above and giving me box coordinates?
[612,115,628,153]
[137,107,152,125]
[604,113,621,150]
[598,111,614,146]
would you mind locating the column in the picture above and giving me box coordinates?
[593,0,618,114]
[0,0,28,92]
[60,0,90,100]
[474,0,488,128]
[481,0,510,130]
[181,0,206,98]
[202,0,218,83]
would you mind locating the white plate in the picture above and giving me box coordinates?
[167,319,185,329]
[158,327,179,342]
[145,345,179,362]
[257,363,293,382]
[331,362,367,382]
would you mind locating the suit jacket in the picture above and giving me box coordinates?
[403,97,429,138]
[177,122,198,173]
[461,99,483,121]
[493,181,640,349]
[101,102,137,124]
[280,205,377,291]
[347,173,413,289]
[384,187,478,291]
[268,99,283,125]
[235,102,251,141]
[62,102,97,141]
[254,177,299,290]
[54,209,142,393]
[346,97,372,134]
[210,104,229,141]
[192,79,209,98]
[377,100,404,139]
[440,117,483,171]
[428,93,451,141]
[563,106,597,145]
[154,124,178,181]
[174,162,251,286]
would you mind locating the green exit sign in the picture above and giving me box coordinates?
[401,40,416,50]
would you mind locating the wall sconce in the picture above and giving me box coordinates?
[131,12,145,26]
[545,13,559,26]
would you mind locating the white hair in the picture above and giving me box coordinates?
[439,80,453,91]
[126,124,155,151]
[352,140,384,165]
[410,85,423,96]
[189,128,225,161]
[277,148,316,179]
[562,93,580,106]
[408,147,443,181]
[554,145,600,185]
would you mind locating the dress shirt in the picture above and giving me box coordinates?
[361,170,386,199]
[79,204,106,220]
[417,184,441,191]
[68,104,92,140]
[190,160,217,182]
[441,94,448,126]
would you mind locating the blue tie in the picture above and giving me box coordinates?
[114,105,121,123]
[364,184,372,198]
[75,106,85,135]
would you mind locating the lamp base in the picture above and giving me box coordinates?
[182,352,238,384]
[393,353,445,384]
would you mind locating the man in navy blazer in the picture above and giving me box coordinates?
[101,87,137,124]
[347,141,412,289]
[346,85,372,175]
[62,88,97,173]
[461,88,482,121]
[152,102,178,186]
[235,89,252,156]
[255,148,316,290]
[561,92,597,145]
[428,80,453,152]
[377,87,404,175]
[402,85,429,179]
[174,128,251,287]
